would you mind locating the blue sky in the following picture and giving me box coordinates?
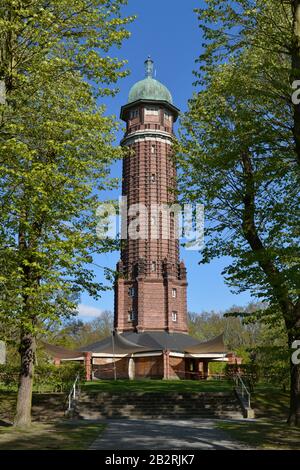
[78,0,253,321]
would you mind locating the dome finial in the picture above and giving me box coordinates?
[145,56,154,78]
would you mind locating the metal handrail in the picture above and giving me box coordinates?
[67,373,80,412]
[234,373,251,409]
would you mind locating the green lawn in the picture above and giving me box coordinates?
[0,420,105,450]
[251,383,290,420]
[82,378,232,394]
[217,384,300,450]
[0,390,104,450]
[218,420,300,450]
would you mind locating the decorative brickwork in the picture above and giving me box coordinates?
[115,80,188,334]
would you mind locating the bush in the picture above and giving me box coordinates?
[0,364,19,389]
[225,363,259,391]
[209,362,227,375]
[35,362,85,393]
[0,362,85,393]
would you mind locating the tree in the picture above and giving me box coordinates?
[188,302,263,355]
[178,1,300,424]
[0,0,133,426]
[187,303,291,382]
[46,310,113,348]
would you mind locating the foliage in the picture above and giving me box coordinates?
[225,363,258,389]
[35,362,85,392]
[44,310,113,349]
[0,364,19,389]
[0,1,134,424]
[0,0,134,333]
[188,302,262,353]
[208,361,226,375]
[0,0,134,96]
[252,320,290,389]
[0,362,85,392]
[177,0,300,424]
[188,306,289,388]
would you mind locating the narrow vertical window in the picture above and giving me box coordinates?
[128,311,136,322]
[128,287,135,297]
[130,109,138,119]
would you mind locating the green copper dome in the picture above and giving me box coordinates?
[128,57,173,104]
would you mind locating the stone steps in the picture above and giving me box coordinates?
[75,391,244,420]
[31,393,66,422]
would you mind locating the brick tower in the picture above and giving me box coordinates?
[115,57,188,334]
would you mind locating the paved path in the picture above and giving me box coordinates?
[89,418,250,450]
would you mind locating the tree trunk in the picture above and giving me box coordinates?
[291,0,300,166]
[288,329,300,426]
[288,361,300,426]
[241,151,300,425]
[14,330,36,427]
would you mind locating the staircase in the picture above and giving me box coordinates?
[75,391,244,420]
[32,393,66,422]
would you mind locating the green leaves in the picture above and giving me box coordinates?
[177,1,300,329]
[0,0,132,334]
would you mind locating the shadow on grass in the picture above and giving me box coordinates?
[0,391,67,423]
[217,420,300,450]
[0,420,105,450]
[0,420,12,428]
[252,387,289,420]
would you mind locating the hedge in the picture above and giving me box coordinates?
[0,362,85,393]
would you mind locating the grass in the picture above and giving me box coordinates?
[0,390,67,423]
[82,378,232,394]
[0,390,104,450]
[0,420,105,450]
[251,383,290,420]
[217,383,300,450]
[218,421,300,450]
